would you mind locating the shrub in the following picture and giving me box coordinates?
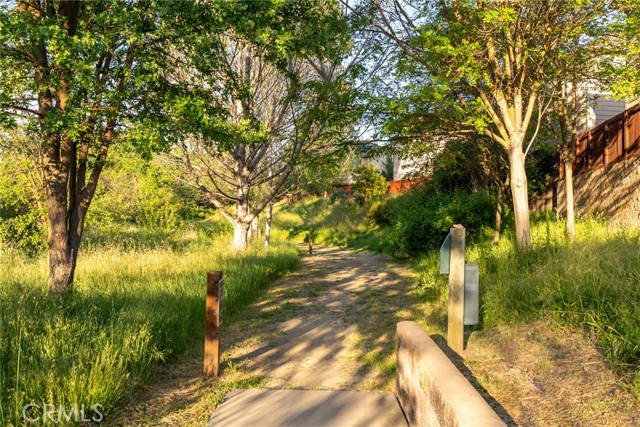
[0,154,47,253]
[373,189,495,255]
[351,164,388,203]
[328,189,352,204]
[88,152,208,235]
[367,198,397,227]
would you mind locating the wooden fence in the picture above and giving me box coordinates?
[387,178,420,194]
[334,178,420,195]
[567,104,640,177]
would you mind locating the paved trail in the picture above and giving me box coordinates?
[223,246,418,391]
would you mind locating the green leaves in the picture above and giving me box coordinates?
[351,163,388,203]
[481,7,517,26]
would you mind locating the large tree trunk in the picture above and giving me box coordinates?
[564,158,576,241]
[47,194,74,293]
[508,146,532,248]
[264,202,273,247]
[232,221,250,250]
[45,182,85,293]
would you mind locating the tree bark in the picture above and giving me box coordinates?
[46,191,74,293]
[564,74,578,241]
[493,181,504,245]
[564,158,576,240]
[509,146,532,248]
[250,215,259,240]
[264,202,273,247]
[232,221,250,250]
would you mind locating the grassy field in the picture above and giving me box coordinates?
[3,194,639,425]
[276,197,640,398]
[274,196,381,249]
[0,224,298,426]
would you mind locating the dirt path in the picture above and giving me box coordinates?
[223,246,418,391]
[111,245,640,427]
[111,246,419,426]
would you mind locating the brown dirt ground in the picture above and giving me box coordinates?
[110,245,639,426]
[457,322,640,426]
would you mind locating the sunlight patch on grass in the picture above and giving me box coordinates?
[0,238,298,426]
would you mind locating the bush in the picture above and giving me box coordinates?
[87,152,208,235]
[351,164,388,203]
[0,154,47,253]
[328,189,352,204]
[367,198,397,227]
[372,189,495,255]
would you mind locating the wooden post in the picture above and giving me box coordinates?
[448,225,465,353]
[308,230,313,255]
[623,110,628,160]
[204,270,223,377]
[603,124,609,166]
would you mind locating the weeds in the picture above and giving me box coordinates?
[0,232,298,426]
[418,216,640,396]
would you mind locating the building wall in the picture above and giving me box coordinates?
[591,94,627,127]
[359,156,387,173]
[531,156,640,227]
[393,155,427,181]
[575,86,630,134]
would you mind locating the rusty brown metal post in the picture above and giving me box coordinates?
[308,230,313,255]
[204,270,223,377]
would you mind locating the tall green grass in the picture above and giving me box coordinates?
[0,234,298,426]
[415,215,640,397]
[274,197,385,249]
[279,196,640,397]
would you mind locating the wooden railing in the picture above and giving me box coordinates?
[568,103,640,177]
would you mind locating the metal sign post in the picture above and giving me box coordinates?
[440,232,451,274]
[204,270,223,377]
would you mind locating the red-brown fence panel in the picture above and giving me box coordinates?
[387,179,420,194]
[588,126,605,169]
[573,104,640,176]
[627,107,640,157]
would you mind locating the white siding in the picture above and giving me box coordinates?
[393,156,421,180]
[359,155,389,176]
[590,94,627,127]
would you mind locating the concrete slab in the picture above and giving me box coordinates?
[207,389,408,427]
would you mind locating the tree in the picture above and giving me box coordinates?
[351,163,387,202]
[174,17,355,250]
[542,9,623,241]
[607,1,640,99]
[382,154,394,181]
[0,0,304,292]
[367,0,611,248]
[0,1,177,292]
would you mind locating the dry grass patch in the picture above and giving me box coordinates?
[460,321,640,427]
